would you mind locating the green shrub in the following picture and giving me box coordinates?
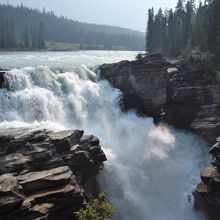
[74,192,116,220]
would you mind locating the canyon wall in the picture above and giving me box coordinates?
[100,53,220,143]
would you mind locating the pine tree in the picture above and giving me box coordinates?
[37,21,45,49]
[184,1,194,45]
[0,17,4,48]
[207,0,220,54]
[31,25,37,48]
[23,24,29,48]
[167,10,175,56]
[156,8,164,52]
[175,0,186,55]
[161,10,168,54]
[176,0,185,13]
[194,1,208,51]
[145,0,220,57]
[9,17,15,47]
[146,8,154,52]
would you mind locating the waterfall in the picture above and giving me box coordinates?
[0,51,209,220]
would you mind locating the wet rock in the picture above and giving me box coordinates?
[0,129,107,219]
[100,53,171,118]
[80,135,100,146]
[200,166,220,191]
[0,175,25,215]
[194,138,220,219]
[49,130,83,153]
[0,71,6,88]
[17,166,74,194]
[164,59,220,142]
[209,142,220,156]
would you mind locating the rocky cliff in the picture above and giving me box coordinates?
[0,129,107,220]
[194,138,220,220]
[100,54,170,118]
[100,53,220,218]
[100,53,220,143]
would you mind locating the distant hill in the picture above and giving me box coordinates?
[0,4,145,50]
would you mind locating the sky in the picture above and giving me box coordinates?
[1,0,179,32]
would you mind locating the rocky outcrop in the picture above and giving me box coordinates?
[0,71,5,88]
[100,53,220,143]
[164,59,220,143]
[100,53,171,118]
[0,129,107,220]
[194,138,220,220]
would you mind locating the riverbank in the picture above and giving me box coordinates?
[0,41,137,52]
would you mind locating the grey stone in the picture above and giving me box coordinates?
[0,129,106,219]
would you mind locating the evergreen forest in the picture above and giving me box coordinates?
[146,0,220,57]
[0,3,145,50]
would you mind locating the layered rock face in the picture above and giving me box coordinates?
[100,54,171,118]
[0,129,107,220]
[164,60,220,143]
[194,138,220,220]
[100,54,220,143]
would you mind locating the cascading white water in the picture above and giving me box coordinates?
[0,51,209,220]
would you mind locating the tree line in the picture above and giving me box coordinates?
[146,0,220,57]
[0,17,15,48]
[22,21,45,49]
[0,16,45,49]
[0,3,145,50]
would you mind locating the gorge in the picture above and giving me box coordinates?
[0,51,216,220]
[100,52,220,219]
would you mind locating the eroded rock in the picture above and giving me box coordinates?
[100,53,220,143]
[194,138,220,219]
[100,53,171,118]
[0,129,107,219]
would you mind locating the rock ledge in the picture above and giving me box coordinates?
[0,129,107,220]
[194,138,220,220]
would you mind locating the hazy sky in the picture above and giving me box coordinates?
[1,0,179,31]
